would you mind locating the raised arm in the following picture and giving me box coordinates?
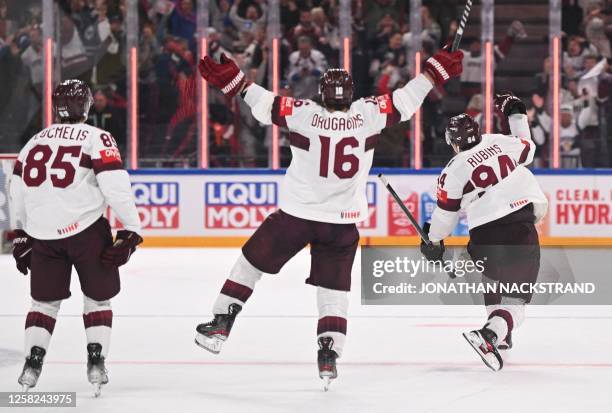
[391,48,464,122]
[198,53,287,126]
[494,93,536,165]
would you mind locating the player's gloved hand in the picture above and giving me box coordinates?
[12,229,33,275]
[101,230,143,267]
[198,53,247,98]
[424,48,464,86]
[495,92,527,117]
[420,223,445,262]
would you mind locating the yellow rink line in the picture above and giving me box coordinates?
[142,236,612,248]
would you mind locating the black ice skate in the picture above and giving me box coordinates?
[195,303,242,354]
[18,346,46,392]
[463,327,503,371]
[87,343,109,397]
[317,337,338,391]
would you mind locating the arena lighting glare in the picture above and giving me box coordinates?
[272,37,280,170]
[43,38,53,128]
[130,46,138,169]
[413,52,422,169]
[200,37,209,168]
[552,35,561,169]
[484,41,493,134]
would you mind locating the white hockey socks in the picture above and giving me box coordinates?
[213,254,263,315]
[83,296,113,358]
[317,287,349,357]
[486,298,526,343]
[25,299,61,355]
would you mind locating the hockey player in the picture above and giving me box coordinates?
[421,93,548,371]
[10,79,143,395]
[196,50,463,389]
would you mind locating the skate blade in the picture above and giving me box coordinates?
[194,334,225,354]
[462,332,503,372]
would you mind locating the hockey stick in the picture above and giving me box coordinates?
[451,0,473,52]
[378,174,430,244]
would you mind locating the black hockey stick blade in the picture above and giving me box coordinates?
[451,0,473,52]
[378,174,431,244]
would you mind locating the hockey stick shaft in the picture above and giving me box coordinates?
[377,174,430,244]
[451,0,473,52]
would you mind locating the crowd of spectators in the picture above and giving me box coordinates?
[545,0,612,168]
[0,0,610,168]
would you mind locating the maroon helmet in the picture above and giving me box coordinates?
[52,79,93,123]
[445,113,482,151]
[319,69,353,110]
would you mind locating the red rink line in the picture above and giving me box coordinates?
[45,360,612,368]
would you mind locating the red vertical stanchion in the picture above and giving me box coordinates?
[343,37,351,72]
[413,52,422,170]
[484,41,494,134]
[43,38,53,127]
[199,37,209,168]
[552,36,561,168]
[129,47,138,169]
[42,1,54,127]
[271,38,280,170]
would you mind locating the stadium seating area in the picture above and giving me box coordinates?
[0,0,610,168]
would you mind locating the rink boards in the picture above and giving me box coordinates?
[110,169,612,246]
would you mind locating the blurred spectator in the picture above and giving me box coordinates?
[289,9,320,49]
[458,21,526,100]
[311,7,339,65]
[563,36,598,81]
[280,0,299,29]
[421,6,442,51]
[287,36,327,99]
[168,0,196,50]
[364,0,398,35]
[20,25,42,92]
[371,13,398,51]
[94,13,125,87]
[229,0,266,35]
[60,14,90,79]
[562,0,584,36]
[370,32,407,95]
[87,89,126,152]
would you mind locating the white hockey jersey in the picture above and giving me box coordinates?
[429,114,548,242]
[243,74,433,224]
[10,122,141,240]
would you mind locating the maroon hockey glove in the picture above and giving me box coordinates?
[101,230,143,267]
[198,53,247,98]
[12,229,33,275]
[424,49,464,87]
[420,223,445,262]
[494,92,527,117]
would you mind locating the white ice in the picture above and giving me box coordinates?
[0,248,610,413]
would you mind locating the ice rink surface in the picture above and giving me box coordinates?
[1,248,611,413]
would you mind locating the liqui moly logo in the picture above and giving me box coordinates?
[357,182,377,229]
[108,182,179,229]
[205,182,277,229]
